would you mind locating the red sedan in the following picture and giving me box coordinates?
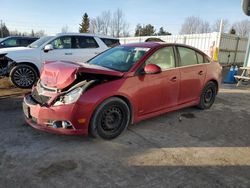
[23,42,222,139]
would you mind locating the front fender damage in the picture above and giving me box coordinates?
[0,54,16,76]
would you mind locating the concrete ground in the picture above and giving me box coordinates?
[0,77,30,98]
[0,81,250,187]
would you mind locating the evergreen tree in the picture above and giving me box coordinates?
[143,24,155,36]
[158,27,171,35]
[79,13,90,33]
[31,29,35,37]
[229,27,236,35]
[135,24,143,36]
[134,24,155,36]
[0,23,10,37]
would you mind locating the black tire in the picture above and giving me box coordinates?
[198,81,217,109]
[90,97,131,140]
[10,64,38,89]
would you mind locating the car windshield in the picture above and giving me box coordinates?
[29,36,53,48]
[88,46,150,72]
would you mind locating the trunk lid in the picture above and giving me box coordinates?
[40,61,124,89]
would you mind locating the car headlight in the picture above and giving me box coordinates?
[54,87,83,106]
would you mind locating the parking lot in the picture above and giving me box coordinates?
[1,78,250,187]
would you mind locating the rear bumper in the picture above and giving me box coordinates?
[23,94,89,136]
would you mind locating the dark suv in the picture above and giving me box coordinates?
[0,36,39,48]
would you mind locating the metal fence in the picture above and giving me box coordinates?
[119,32,248,65]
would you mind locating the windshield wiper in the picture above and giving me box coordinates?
[101,65,123,72]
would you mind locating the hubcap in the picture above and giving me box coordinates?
[204,88,213,103]
[101,106,123,131]
[13,67,35,87]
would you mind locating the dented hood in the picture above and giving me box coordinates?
[40,61,124,89]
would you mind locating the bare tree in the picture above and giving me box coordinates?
[35,30,45,37]
[212,19,230,33]
[112,9,129,37]
[233,19,250,37]
[90,16,104,34]
[122,22,130,37]
[101,11,111,35]
[179,16,210,34]
[180,16,201,34]
[200,21,211,33]
[61,25,69,33]
[89,9,129,37]
[89,19,97,33]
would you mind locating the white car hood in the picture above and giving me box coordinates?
[0,47,30,54]
[0,46,40,67]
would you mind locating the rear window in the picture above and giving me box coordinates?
[196,52,204,64]
[75,36,99,48]
[178,47,198,66]
[100,38,120,47]
[204,56,211,63]
[19,39,31,46]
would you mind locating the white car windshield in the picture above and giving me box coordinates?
[29,36,53,48]
[88,46,150,72]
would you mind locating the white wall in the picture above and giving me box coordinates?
[119,32,248,65]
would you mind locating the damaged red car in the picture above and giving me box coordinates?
[23,42,222,139]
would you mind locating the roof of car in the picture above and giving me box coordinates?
[121,42,164,48]
[55,32,118,39]
[120,42,209,56]
[3,36,39,39]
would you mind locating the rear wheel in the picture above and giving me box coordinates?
[10,64,38,89]
[90,97,130,140]
[198,81,217,109]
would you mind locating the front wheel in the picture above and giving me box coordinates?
[198,81,217,109]
[10,64,38,89]
[89,97,131,140]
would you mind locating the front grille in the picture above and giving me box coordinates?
[25,94,37,105]
[31,88,51,105]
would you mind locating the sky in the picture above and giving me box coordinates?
[1,0,249,36]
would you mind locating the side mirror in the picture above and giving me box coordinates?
[0,42,5,46]
[242,0,250,16]
[144,64,161,74]
[44,44,53,52]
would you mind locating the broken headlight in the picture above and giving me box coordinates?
[54,87,83,106]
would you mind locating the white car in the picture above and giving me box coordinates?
[0,33,120,88]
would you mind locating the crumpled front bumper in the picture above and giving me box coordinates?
[23,94,89,136]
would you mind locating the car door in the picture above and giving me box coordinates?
[177,46,207,104]
[40,36,74,62]
[135,46,180,115]
[71,36,104,63]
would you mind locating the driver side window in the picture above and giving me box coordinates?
[145,47,175,70]
[3,38,19,46]
[49,36,72,49]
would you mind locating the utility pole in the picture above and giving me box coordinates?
[242,0,250,67]
[0,20,3,38]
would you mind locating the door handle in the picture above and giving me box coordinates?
[65,53,72,55]
[170,76,177,82]
[198,71,204,75]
